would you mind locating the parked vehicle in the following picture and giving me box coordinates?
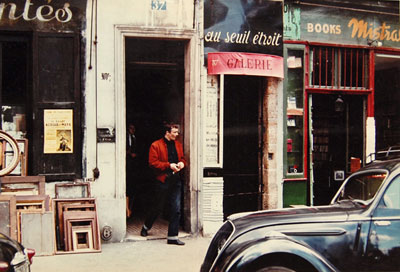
[201,148,400,272]
[0,232,35,272]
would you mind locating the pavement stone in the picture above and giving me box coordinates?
[31,235,212,272]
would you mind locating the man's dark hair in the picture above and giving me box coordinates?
[163,122,179,133]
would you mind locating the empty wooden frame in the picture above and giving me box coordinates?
[0,176,45,195]
[55,182,91,199]
[2,139,28,176]
[0,195,17,240]
[53,198,101,254]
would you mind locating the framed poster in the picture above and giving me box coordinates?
[203,75,223,168]
[44,109,73,154]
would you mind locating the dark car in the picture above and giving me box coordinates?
[0,233,35,272]
[201,148,400,272]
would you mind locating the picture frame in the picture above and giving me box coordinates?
[0,195,17,240]
[334,170,345,181]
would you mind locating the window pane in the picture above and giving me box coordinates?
[286,49,304,175]
[310,46,369,89]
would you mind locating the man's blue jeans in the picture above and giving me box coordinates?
[144,174,182,238]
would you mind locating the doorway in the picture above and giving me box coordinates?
[125,38,185,235]
[375,54,400,150]
[223,75,264,217]
[310,94,364,205]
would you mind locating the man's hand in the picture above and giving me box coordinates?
[177,161,184,170]
[170,162,184,173]
[170,163,180,173]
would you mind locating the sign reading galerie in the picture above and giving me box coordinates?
[208,52,283,78]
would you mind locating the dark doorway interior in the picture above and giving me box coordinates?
[375,54,400,150]
[311,94,364,205]
[125,38,185,225]
[223,75,263,218]
[0,36,31,174]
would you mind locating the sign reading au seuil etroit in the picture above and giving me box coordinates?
[203,0,284,167]
[204,0,284,78]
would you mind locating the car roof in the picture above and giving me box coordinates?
[363,147,400,173]
[364,158,400,171]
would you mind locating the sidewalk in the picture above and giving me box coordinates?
[31,235,212,272]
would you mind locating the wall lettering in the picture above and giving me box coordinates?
[348,18,400,42]
[205,30,282,48]
[0,0,73,23]
[307,23,341,35]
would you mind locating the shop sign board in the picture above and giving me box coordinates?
[0,0,86,31]
[208,52,283,78]
[43,109,73,154]
[204,0,284,69]
[285,3,400,49]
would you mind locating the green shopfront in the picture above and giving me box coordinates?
[283,0,400,206]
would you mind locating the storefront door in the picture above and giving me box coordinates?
[375,54,400,150]
[124,38,185,225]
[223,75,263,217]
[310,93,365,205]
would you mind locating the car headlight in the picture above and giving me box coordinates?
[10,251,27,266]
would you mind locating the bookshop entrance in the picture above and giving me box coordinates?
[310,94,364,205]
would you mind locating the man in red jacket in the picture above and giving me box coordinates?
[140,122,187,245]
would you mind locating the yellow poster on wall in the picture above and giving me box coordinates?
[44,109,73,154]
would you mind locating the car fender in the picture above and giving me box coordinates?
[225,231,338,272]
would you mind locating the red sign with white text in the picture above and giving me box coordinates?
[207,52,283,78]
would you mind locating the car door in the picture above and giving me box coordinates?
[365,174,400,271]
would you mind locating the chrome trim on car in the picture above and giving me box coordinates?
[281,227,347,236]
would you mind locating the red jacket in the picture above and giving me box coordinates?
[148,138,187,183]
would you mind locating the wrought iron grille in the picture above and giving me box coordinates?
[310,46,369,90]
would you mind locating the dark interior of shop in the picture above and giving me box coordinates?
[0,38,30,173]
[375,54,400,151]
[311,94,364,205]
[125,38,185,234]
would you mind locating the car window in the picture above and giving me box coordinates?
[336,172,386,203]
[378,175,400,210]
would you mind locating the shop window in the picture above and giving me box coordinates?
[1,40,28,140]
[310,46,369,90]
[0,33,81,181]
[285,46,304,177]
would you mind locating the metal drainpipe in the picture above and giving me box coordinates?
[88,0,99,180]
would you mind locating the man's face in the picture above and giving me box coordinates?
[128,125,135,134]
[166,128,179,141]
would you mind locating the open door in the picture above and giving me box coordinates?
[309,93,365,205]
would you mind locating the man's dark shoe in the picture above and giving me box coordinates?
[167,239,185,246]
[140,227,148,237]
